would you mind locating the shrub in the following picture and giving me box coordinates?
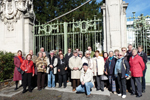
[0,51,15,82]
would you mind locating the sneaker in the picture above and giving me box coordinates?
[118,93,122,96]
[122,95,126,98]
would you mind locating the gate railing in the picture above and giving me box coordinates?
[127,12,150,55]
[33,16,103,54]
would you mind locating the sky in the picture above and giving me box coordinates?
[96,0,150,18]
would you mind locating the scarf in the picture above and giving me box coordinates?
[109,56,114,69]
[104,57,108,62]
[115,57,124,76]
[18,55,23,64]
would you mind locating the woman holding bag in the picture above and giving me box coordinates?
[13,50,24,90]
[114,52,129,98]
[20,54,35,93]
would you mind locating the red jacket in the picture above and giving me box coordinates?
[129,55,145,77]
[20,60,35,74]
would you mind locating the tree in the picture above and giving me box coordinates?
[33,0,103,23]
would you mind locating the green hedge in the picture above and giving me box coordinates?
[0,51,15,82]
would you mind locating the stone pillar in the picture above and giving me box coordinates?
[0,0,34,55]
[101,0,128,52]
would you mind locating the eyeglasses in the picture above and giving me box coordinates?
[119,55,123,56]
[122,50,126,51]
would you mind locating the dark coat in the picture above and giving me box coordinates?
[57,58,67,75]
[65,53,73,67]
[126,50,132,62]
[104,57,117,76]
[138,51,147,69]
[13,56,24,81]
[115,59,130,78]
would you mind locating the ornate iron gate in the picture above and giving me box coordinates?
[33,16,103,54]
[127,13,150,55]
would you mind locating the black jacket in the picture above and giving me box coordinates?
[57,58,68,75]
[126,50,132,62]
[138,51,147,69]
[104,57,117,76]
[65,53,73,67]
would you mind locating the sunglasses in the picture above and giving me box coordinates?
[119,55,123,56]
[122,50,126,51]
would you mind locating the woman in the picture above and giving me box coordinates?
[104,51,117,94]
[36,52,47,90]
[129,49,145,97]
[103,52,109,63]
[114,52,129,98]
[13,50,24,90]
[57,53,68,88]
[20,54,35,93]
[138,45,147,93]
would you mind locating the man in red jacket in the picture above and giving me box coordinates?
[129,49,145,98]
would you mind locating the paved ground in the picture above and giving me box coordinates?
[0,82,150,100]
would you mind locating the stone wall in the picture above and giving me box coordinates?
[0,0,34,55]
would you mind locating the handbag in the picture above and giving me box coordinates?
[17,67,25,74]
[123,60,131,80]
[101,75,108,80]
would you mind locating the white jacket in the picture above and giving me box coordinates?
[82,56,93,70]
[80,68,94,85]
[92,56,105,76]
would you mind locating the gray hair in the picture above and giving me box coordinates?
[132,48,138,52]
[109,51,114,54]
[49,50,54,54]
[38,51,43,55]
[78,51,83,55]
[85,50,90,55]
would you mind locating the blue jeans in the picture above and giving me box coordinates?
[48,71,55,87]
[76,82,93,95]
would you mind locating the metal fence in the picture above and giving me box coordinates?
[33,16,103,54]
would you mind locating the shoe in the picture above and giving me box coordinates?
[58,86,62,88]
[72,89,76,92]
[38,89,41,91]
[67,80,69,83]
[101,89,104,92]
[96,89,100,91]
[86,94,93,98]
[64,86,67,88]
[130,93,135,95]
[142,90,145,93]
[118,93,122,96]
[113,92,117,94]
[122,95,126,98]
[90,88,92,91]
[14,88,18,90]
[136,95,142,98]
[22,90,26,94]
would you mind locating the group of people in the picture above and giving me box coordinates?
[13,45,147,98]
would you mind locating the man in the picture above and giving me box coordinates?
[138,45,147,93]
[29,50,37,64]
[82,51,93,70]
[69,50,82,91]
[37,47,48,57]
[93,50,105,91]
[65,48,73,82]
[47,51,58,88]
[127,44,133,62]
[88,46,95,58]
[76,63,94,98]
[78,51,83,59]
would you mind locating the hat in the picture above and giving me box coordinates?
[83,63,88,67]
[73,50,77,53]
